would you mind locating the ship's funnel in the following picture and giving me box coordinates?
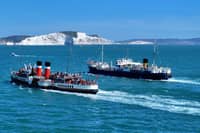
[36,61,42,76]
[143,58,148,69]
[44,62,51,79]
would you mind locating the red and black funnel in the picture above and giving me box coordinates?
[44,61,51,79]
[36,61,42,76]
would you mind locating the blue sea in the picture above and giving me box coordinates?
[0,45,200,132]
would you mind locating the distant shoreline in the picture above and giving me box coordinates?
[0,31,200,46]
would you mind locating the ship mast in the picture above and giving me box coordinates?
[66,44,72,72]
[153,40,157,66]
[101,44,104,63]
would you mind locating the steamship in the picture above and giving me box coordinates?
[11,61,98,94]
[88,45,172,80]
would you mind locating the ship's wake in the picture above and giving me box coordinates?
[11,52,53,58]
[19,55,37,58]
[11,52,37,58]
[43,89,200,116]
[163,77,200,86]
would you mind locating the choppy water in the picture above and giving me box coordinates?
[0,45,200,132]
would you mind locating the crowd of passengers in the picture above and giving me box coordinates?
[50,72,96,85]
[16,65,96,85]
[50,72,81,79]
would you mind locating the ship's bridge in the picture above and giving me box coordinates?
[116,58,142,67]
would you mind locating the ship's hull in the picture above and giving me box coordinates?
[89,66,172,80]
[11,76,98,94]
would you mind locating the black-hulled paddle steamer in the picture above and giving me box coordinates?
[11,61,98,94]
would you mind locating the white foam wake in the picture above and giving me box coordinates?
[19,55,37,58]
[12,53,53,58]
[43,89,200,116]
[163,78,200,86]
[11,53,37,58]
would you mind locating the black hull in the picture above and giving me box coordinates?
[11,77,98,94]
[89,67,171,80]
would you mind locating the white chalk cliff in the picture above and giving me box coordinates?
[0,31,112,45]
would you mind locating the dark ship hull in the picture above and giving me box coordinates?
[89,66,172,80]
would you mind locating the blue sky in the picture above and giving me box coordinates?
[0,0,200,40]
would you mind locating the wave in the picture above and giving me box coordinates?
[43,89,200,116]
[163,78,200,86]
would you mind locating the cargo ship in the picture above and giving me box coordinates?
[88,45,172,80]
[11,61,98,94]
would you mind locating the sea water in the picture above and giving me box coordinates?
[0,45,200,132]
